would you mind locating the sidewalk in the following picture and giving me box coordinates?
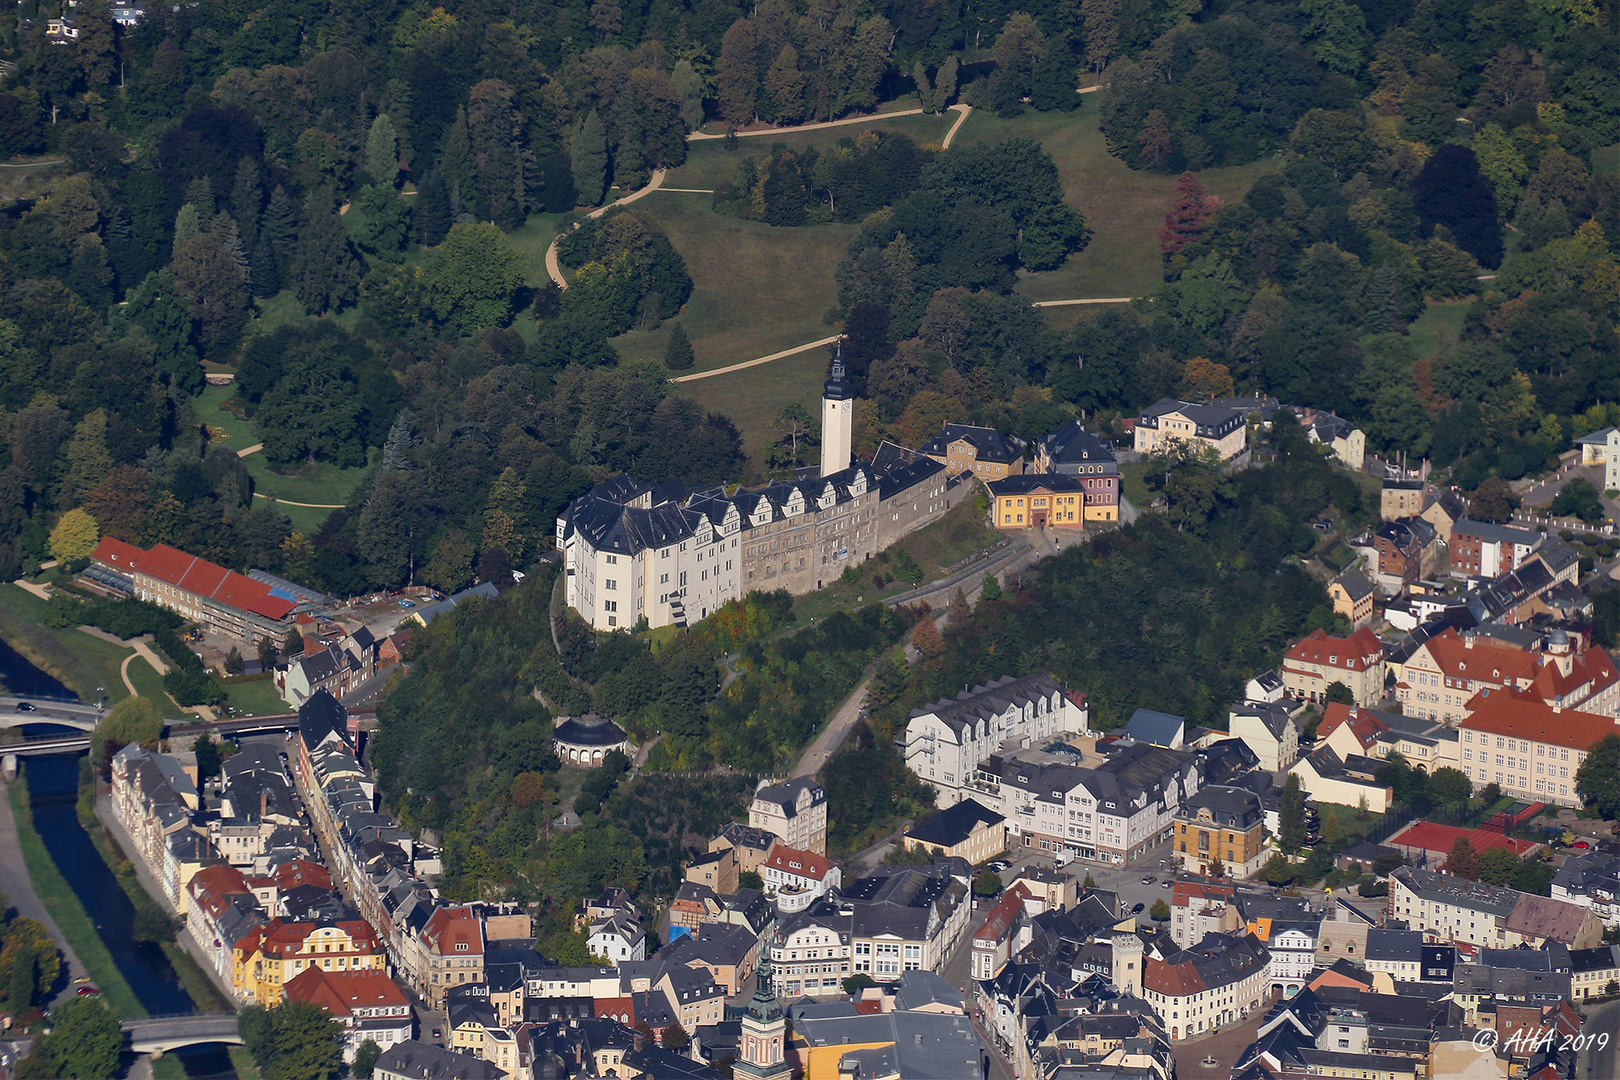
[93,793,238,1004]
[0,779,90,1007]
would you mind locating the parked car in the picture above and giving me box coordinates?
[76,986,100,997]
[1141,876,1155,885]
[398,599,416,609]
[987,860,1010,873]
[1160,880,1174,888]
[1131,902,1145,914]
[1570,841,1590,850]
[14,701,36,712]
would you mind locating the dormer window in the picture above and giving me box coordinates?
[456,942,469,951]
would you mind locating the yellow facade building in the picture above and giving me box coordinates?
[986,475,1088,531]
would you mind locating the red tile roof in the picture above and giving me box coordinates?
[763,846,837,882]
[423,906,484,956]
[90,537,294,621]
[188,864,254,919]
[1316,703,1386,751]
[1461,688,1618,753]
[1387,820,1539,860]
[1284,628,1384,673]
[271,860,333,893]
[1171,880,1235,910]
[974,884,1036,943]
[284,967,408,1019]
[252,918,381,957]
[1413,628,1539,685]
[1528,648,1618,704]
[1144,957,1206,997]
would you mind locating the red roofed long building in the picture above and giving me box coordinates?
[1281,627,1386,707]
[1458,686,1619,806]
[284,967,413,1063]
[90,537,297,646]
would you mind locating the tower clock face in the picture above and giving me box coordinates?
[843,402,850,411]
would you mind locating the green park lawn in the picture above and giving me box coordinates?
[663,111,958,191]
[0,585,131,704]
[611,199,856,371]
[668,345,833,477]
[1407,299,1475,360]
[194,384,372,532]
[219,676,291,717]
[950,107,1280,303]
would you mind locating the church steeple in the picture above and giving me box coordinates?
[820,343,854,478]
[734,957,790,1079]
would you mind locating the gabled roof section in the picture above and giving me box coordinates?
[906,798,1005,848]
[920,423,1026,464]
[298,689,349,752]
[1038,421,1117,468]
[1284,627,1384,672]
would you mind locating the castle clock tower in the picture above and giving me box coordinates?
[820,345,854,478]
[734,958,791,1080]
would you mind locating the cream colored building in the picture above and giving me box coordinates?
[1280,627,1386,706]
[748,778,828,855]
[1133,399,1248,461]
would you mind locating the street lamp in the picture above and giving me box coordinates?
[96,687,105,714]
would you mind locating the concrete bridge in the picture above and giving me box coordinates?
[0,696,101,731]
[123,1013,242,1054]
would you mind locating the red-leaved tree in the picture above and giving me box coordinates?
[1160,172,1219,256]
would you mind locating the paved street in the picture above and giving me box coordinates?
[1580,998,1619,1080]
[0,695,103,727]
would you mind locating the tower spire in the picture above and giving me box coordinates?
[820,342,854,477]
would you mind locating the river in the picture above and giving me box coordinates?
[2,637,236,1077]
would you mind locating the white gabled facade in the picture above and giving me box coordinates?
[902,674,1090,805]
[558,482,742,631]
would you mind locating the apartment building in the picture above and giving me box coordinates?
[1033,421,1121,523]
[234,918,388,1006]
[901,672,1090,806]
[1450,518,1540,578]
[1172,785,1267,878]
[90,536,298,646]
[1456,687,1616,805]
[1141,931,1271,1042]
[1388,867,1604,949]
[1281,627,1387,706]
[748,778,828,855]
[920,423,1027,481]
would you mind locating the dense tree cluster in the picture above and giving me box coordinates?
[870,425,1362,732]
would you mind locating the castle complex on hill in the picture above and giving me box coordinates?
[555,350,971,630]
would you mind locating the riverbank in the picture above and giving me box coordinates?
[77,780,234,1013]
[5,773,145,1017]
[0,583,115,702]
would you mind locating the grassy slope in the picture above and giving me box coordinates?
[950,107,1281,302]
[655,107,1277,473]
[1407,299,1475,360]
[0,585,130,702]
[8,777,146,1018]
[791,496,1003,621]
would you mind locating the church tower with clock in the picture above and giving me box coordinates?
[820,345,854,478]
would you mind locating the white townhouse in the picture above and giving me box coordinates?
[557,477,742,631]
[901,673,1090,805]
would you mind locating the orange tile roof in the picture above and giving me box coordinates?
[423,906,484,956]
[1171,880,1235,909]
[284,967,408,1018]
[1461,688,1618,752]
[1144,957,1206,997]
[272,860,333,892]
[1528,648,1618,703]
[188,864,254,918]
[1414,628,1539,684]
[974,884,1036,943]
[256,918,380,956]
[1284,628,1384,673]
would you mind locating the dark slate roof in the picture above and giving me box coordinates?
[1138,398,1245,435]
[823,347,854,401]
[752,777,824,817]
[920,423,1026,465]
[1335,568,1374,602]
[1176,785,1263,830]
[1365,929,1423,963]
[985,473,1086,497]
[553,717,628,747]
[906,798,1004,848]
[1124,709,1184,747]
[565,497,699,557]
[909,673,1069,736]
[875,454,945,501]
[298,689,348,751]
[1229,700,1292,740]
[299,645,340,683]
[1037,421,1118,472]
[373,1041,505,1080]
[1569,945,1620,974]
[1452,518,1539,545]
